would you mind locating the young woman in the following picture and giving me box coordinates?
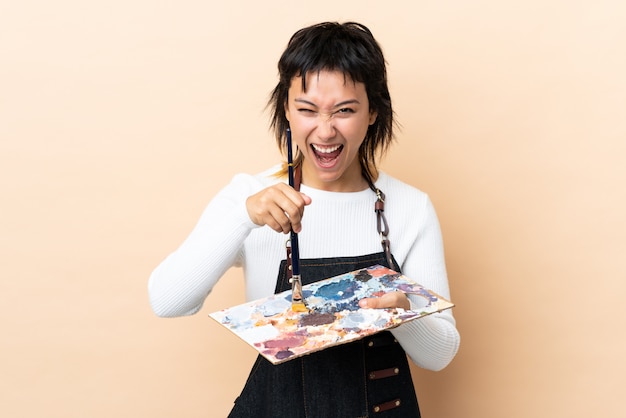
[149,21,460,417]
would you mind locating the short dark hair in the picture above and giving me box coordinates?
[268,21,394,181]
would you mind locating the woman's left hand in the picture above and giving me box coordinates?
[358,291,410,310]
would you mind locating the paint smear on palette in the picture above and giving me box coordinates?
[299,311,336,327]
[209,265,454,364]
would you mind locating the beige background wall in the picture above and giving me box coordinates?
[2,1,625,417]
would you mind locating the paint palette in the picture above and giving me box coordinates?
[209,265,454,364]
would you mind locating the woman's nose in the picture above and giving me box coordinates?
[316,113,336,139]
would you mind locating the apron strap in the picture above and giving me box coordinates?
[363,169,398,271]
[373,188,396,271]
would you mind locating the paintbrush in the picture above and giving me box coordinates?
[287,128,307,312]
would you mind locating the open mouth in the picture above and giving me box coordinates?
[311,144,343,167]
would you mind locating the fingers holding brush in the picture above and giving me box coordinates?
[246,183,312,233]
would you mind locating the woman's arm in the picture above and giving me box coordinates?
[389,196,461,371]
[148,174,262,317]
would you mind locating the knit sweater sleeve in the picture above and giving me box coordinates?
[148,173,264,317]
[388,195,461,371]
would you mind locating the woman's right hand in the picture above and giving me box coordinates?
[246,183,312,234]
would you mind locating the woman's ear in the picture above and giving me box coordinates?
[285,102,291,122]
[369,110,378,125]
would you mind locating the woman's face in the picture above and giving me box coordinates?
[285,70,377,192]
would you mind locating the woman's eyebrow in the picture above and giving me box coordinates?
[294,98,361,108]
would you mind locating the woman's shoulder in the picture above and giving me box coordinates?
[254,164,287,180]
[376,172,440,229]
[227,164,286,188]
[376,171,429,202]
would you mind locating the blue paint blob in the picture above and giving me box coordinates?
[314,278,357,301]
[282,289,314,303]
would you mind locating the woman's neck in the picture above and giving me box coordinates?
[300,163,370,192]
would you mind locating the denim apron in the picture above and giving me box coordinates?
[228,251,421,417]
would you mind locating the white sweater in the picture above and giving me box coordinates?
[149,165,460,371]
